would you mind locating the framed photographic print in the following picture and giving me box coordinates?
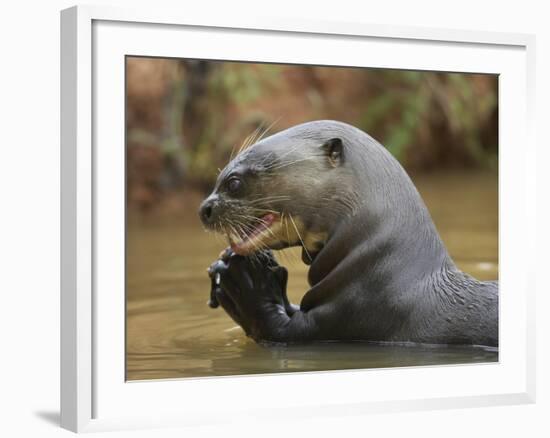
[61,5,536,433]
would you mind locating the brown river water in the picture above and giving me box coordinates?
[126,171,498,381]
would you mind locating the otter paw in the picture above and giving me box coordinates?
[206,250,289,338]
[220,251,287,306]
[206,248,237,308]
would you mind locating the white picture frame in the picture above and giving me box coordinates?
[60,4,536,433]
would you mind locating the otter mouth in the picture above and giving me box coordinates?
[228,213,281,256]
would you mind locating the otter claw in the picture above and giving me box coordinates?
[207,258,228,308]
[219,247,234,262]
[207,265,217,308]
[208,273,220,308]
[207,296,220,309]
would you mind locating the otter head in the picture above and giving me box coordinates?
[199,128,357,263]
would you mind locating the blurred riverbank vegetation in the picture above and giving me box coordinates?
[126,57,498,213]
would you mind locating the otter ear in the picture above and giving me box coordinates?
[322,138,343,167]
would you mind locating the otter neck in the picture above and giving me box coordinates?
[307,194,450,290]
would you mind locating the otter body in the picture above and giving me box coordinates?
[200,120,498,347]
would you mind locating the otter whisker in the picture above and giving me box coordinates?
[282,213,292,246]
[289,213,311,262]
[247,195,291,205]
[210,224,226,245]
[265,142,302,165]
[248,195,291,201]
[282,213,300,264]
[249,208,281,215]
[268,155,326,171]
[244,126,260,149]
[232,217,259,241]
[252,219,279,241]
[248,122,265,147]
[232,213,264,226]
[229,117,281,168]
[277,214,300,265]
[237,214,269,225]
[233,214,279,241]
[242,132,256,151]
[236,133,254,158]
[248,194,291,200]
[255,117,281,144]
[238,123,265,156]
[260,141,320,169]
[227,223,242,244]
[235,222,265,265]
[229,143,238,163]
[247,201,289,209]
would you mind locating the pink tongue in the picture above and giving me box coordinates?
[262,213,275,226]
[230,213,277,254]
[248,213,275,238]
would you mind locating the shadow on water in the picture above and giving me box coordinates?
[126,171,499,380]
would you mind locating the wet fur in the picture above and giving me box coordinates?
[204,120,498,347]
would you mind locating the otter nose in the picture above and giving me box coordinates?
[199,196,218,225]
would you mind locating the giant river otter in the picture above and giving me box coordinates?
[199,120,498,347]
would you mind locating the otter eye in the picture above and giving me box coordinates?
[226,177,242,195]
